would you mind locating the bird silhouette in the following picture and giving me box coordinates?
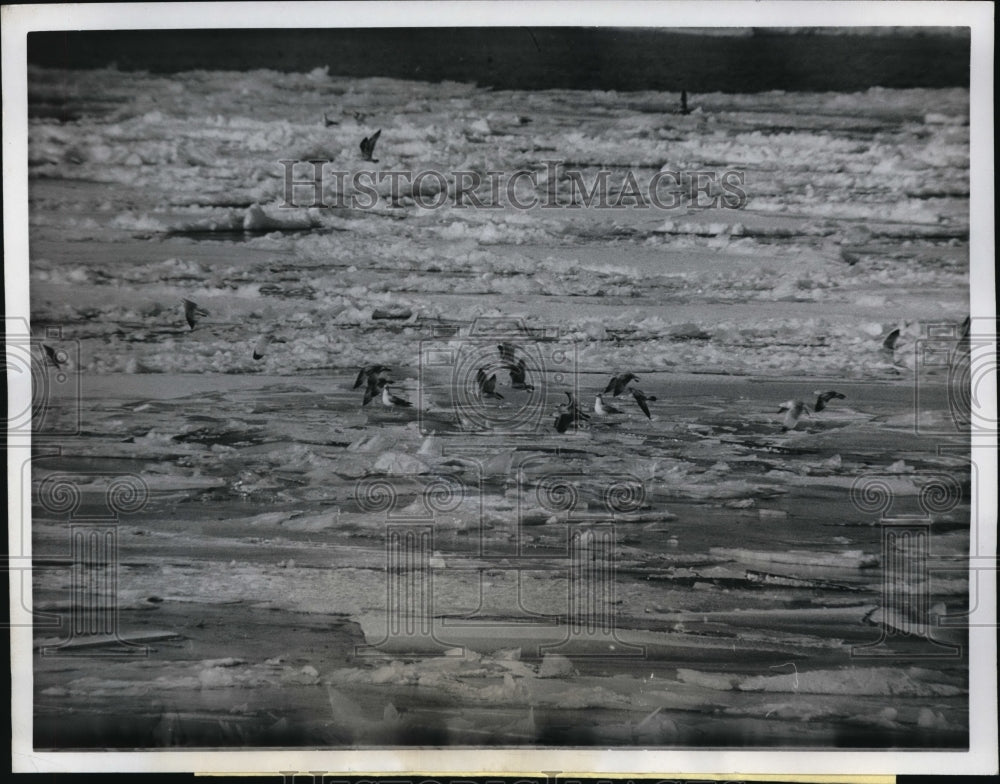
[604,372,639,397]
[182,299,208,330]
[360,129,381,162]
[882,328,901,352]
[680,90,691,115]
[554,408,578,434]
[354,364,392,389]
[813,390,846,412]
[507,358,534,391]
[476,368,504,400]
[630,387,657,419]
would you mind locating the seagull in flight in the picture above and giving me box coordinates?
[507,358,534,392]
[778,400,809,431]
[630,387,657,419]
[323,112,339,127]
[882,328,902,354]
[813,390,846,413]
[182,298,208,330]
[354,364,392,390]
[476,368,504,400]
[360,129,381,162]
[604,372,639,397]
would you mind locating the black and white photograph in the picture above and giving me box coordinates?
[5,1,997,776]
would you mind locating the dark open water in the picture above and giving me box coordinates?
[29,27,969,92]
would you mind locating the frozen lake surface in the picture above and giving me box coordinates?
[27,65,971,749]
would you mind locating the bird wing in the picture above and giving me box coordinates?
[555,413,571,433]
[485,374,497,393]
[632,389,651,419]
[603,376,618,395]
[369,129,381,152]
[354,367,369,389]
[883,329,900,350]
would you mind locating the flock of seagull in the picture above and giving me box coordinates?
[33,104,971,438]
[339,341,851,435]
[102,298,962,436]
[37,288,964,437]
[347,344,666,433]
[171,296,956,435]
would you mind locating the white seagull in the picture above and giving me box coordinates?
[594,393,623,415]
[778,400,809,431]
[381,383,413,408]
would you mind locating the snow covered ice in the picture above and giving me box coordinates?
[26,49,972,750]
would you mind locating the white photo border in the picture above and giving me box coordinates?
[5,1,996,776]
